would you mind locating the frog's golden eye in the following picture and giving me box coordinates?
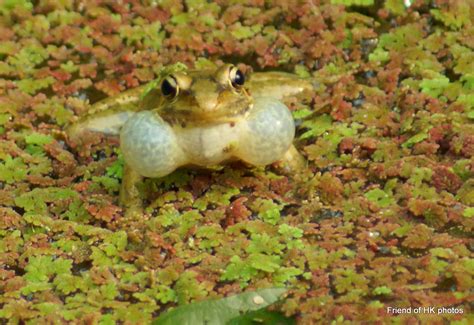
[161,75,179,98]
[229,66,245,88]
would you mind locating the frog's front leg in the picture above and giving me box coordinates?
[119,110,187,216]
[277,144,306,174]
[120,164,144,218]
[120,110,187,178]
[67,86,144,141]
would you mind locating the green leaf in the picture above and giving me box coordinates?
[0,0,33,14]
[402,131,428,148]
[194,58,217,70]
[292,107,312,119]
[100,283,119,300]
[247,233,284,255]
[54,274,86,294]
[460,74,474,90]
[61,198,90,222]
[228,310,295,325]
[419,75,450,98]
[384,0,406,16]
[60,60,78,73]
[391,223,412,237]
[373,286,392,295]
[174,271,208,304]
[35,302,61,315]
[100,231,128,257]
[456,93,474,117]
[134,286,177,304]
[430,4,470,30]
[193,186,240,211]
[119,21,164,51]
[20,282,52,295]
[25,132,53,145]
[464,105,473,119]
[249,253,281,273]
[369,48,390,63]
[91,246,113,266]
[221,255,258,285]
[153,288,287,325]
[16,77,55,95]
[256,199,282,225]
[0,155,27,184]
[171,13,190,25]
[453,159,473,180]
[278,224,303,239]
[364,188,395,207]
[331,0,374,6]
[91,176,120,193]
[0,113,11,125]
[24,255,72,284]
[99,314,115,325]
[278,224,304,249]
[300,114,332,140]
[294,65,311,78]
[273,267,303,285]
[8,43,47,73]
[463,207,474,218]
[15,187,78,213]
[33,99,73,126]
[430,247,454,259]
[231,23,262,40]
[156,206,181,227]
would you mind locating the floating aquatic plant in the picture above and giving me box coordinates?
[0,0,472,323]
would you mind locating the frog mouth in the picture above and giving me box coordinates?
[196,101,253,123]
[161,97,253,126]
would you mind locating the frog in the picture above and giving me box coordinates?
[68,63,313,216]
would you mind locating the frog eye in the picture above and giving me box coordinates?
[229,67,245,88]
[161,75,179,98]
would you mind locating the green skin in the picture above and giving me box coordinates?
[69,64,313,217]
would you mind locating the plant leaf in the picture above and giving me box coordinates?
[153,288,287,325]
[228,310,296,325]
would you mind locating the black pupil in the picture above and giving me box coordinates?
[161,78,177,97]
[232,69,245,86]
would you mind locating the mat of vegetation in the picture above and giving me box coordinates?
[0,0,472,323]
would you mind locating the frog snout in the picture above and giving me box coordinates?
[194,92,219,112]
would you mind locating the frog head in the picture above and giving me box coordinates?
[142,64,253,126]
